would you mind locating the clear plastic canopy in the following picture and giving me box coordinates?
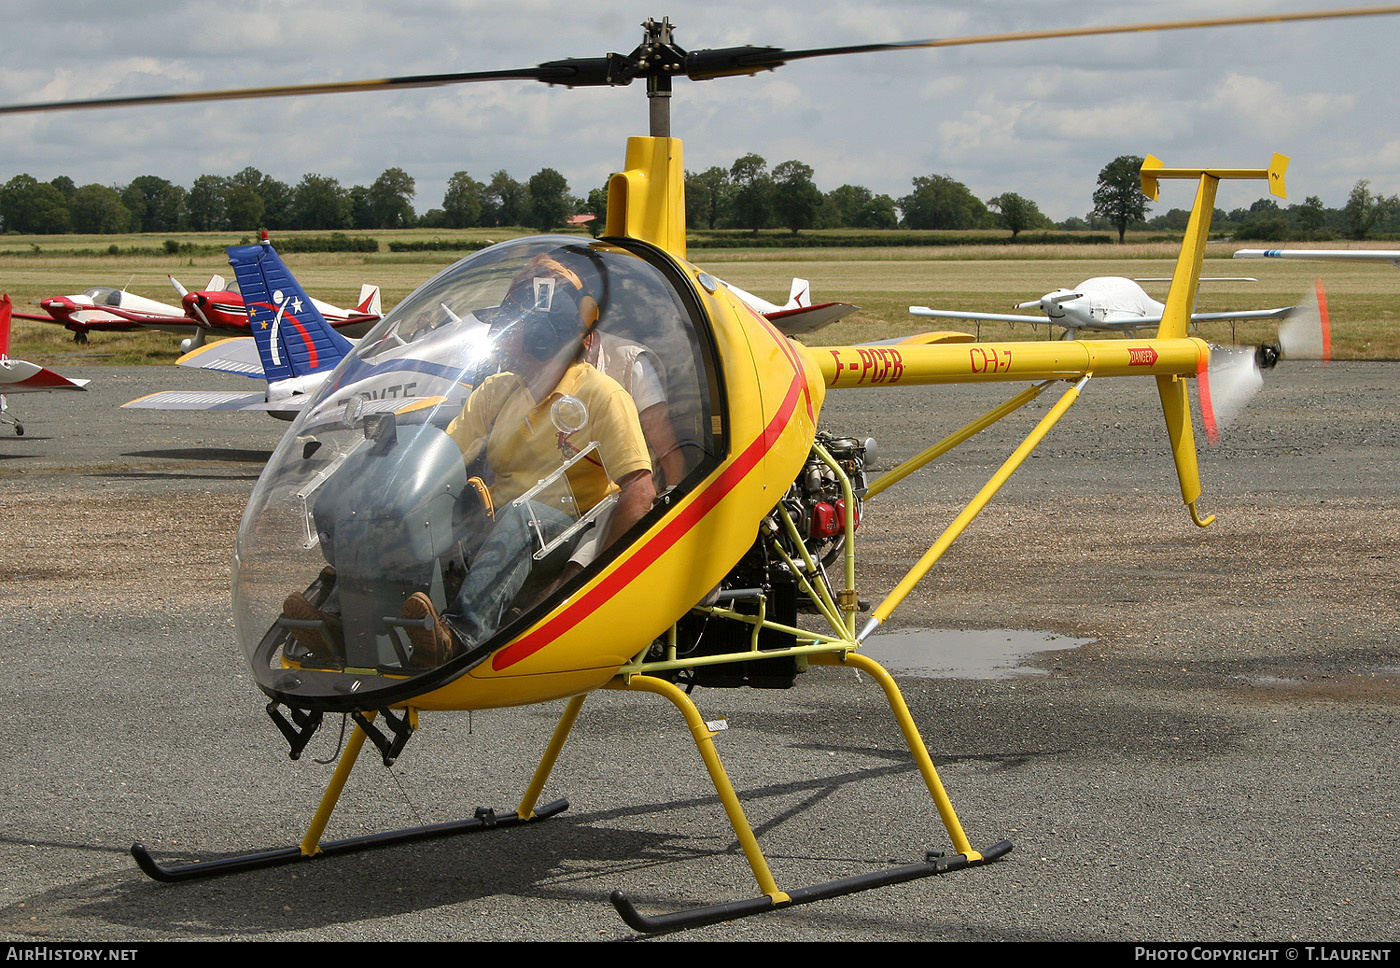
[233,236,720,710]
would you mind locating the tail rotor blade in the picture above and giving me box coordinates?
[1198,345,1264,446]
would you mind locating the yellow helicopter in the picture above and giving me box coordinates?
[0,9,1381,934]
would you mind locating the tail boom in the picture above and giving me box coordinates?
[811,336,1207,388]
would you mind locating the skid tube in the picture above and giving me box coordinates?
[131,799,570,882]
[132,707,575,883]
[612,839,1013,934]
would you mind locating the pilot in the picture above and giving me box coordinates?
[399,253,656,661]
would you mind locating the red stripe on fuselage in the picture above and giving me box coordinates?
[491,336,806,671]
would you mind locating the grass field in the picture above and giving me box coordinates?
[2,230,1396,363]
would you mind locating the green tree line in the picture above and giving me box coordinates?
[679,155,1054,237]
[0,165,579,236]
[4,155,1396,241]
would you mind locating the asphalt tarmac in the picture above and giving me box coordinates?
[0,361,1396,942]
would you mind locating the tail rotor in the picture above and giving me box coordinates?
[1198,277,1330,445]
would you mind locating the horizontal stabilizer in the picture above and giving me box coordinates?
[764,301,860,333]
[720,276,858,333]
[122,390,277,411]
[176,337,265,378]
[1,293,90,392]
[1,363,89,392]
[860,330,975,346]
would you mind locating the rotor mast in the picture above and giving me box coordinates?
[639,18,681,138]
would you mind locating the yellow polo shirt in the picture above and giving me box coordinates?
[446,361,652,513]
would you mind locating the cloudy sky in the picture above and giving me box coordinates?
[1,0,1396,221]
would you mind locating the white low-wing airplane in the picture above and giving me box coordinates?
[124,238,364,419]
[1234,248,1400,268]
[911,276,1296,339]
[0,294,89,435]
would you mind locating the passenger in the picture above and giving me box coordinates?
[583,329,687,488]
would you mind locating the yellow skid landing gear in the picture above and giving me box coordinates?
[602,655,1011,933]
[132,657,1008,934]
[130,710,570,883]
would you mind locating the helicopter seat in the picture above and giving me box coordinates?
[304,421,471,670]
[585,329,695,490]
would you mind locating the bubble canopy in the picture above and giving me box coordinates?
[234,236,722,712]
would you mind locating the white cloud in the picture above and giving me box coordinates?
[1206,72,1355,137]
[0,1,1396,217]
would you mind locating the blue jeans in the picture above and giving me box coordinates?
[448,499,576,645]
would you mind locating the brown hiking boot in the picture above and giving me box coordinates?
[281,592,341,662]
[401,592,455,668]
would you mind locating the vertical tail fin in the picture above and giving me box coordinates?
[785,278,811,310]
[226,235,354,383]
[1138,153,1287,527]
[356,284,382,317]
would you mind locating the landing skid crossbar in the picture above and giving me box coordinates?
[131,798,570,882]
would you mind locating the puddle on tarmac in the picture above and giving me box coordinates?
[860,628,1094,679]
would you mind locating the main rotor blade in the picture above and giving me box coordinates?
[0,64,587,116]
[766,5,1400,68]
[1,5,1396,116]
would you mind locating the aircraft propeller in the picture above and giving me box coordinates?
[1014,290,1082,318]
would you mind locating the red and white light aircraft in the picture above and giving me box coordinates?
[12,234,383,351]
[11,284,189,344]
[723,277,859,333]
[0,294,89,435]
